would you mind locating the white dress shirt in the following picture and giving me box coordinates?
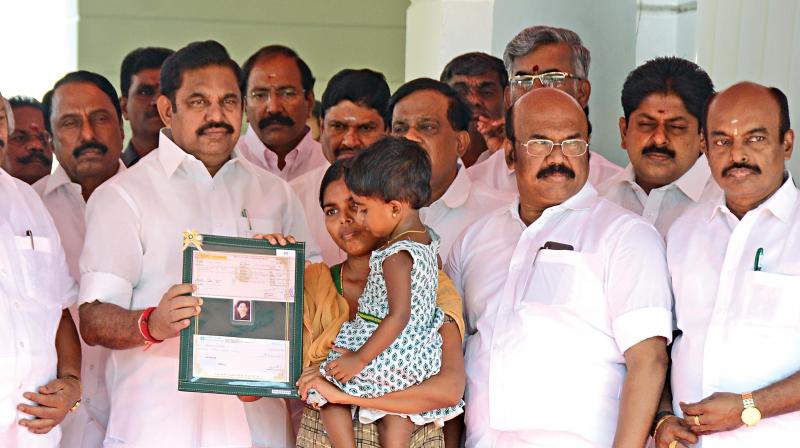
[0,168,77,448]
[667,176,800,447]
[236,126,328,182]
[289,163,339,265]
[599,155,722,237]
[32,162,124,448]
[467,148,622,196]
[422,167,509,264]
[446,183,672,447]
[78,130,318,447]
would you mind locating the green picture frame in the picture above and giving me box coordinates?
[178,234,304,398]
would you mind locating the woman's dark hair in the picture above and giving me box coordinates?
[345,136,431,209]
[318,156,357,209]
[235,300,250,313]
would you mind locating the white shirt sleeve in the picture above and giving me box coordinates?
[605,220,674,353]
[79,184,141,309]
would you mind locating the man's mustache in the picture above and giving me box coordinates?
[196,121,235,136]
[334,145,362,159]
[642,144,676,159]
[537,163,576,179]
[722,161,762,177]
[73,141,109,158]
[258,113,294,129]
[18,150,51,166]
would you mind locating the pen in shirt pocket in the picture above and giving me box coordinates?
[25,230,34,250]
[241,209,252,231]
[753,247,764,271]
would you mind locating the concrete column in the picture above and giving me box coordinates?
[404,0,496,81]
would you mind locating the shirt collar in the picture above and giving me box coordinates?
[708,172,798,223]
[612,154,711,202]
[43,159,126,196]
[157,129,190,177]
[243,125,313,168]
[507,180,598,224]
[434,165,472,209]
[121,140,140,166]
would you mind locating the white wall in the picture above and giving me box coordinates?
[0,0,78,98]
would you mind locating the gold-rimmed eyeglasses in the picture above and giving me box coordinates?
[520,138,589,157]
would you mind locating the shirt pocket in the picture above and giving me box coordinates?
[236,217,281,238]
[517,250,602,309]
[14,235,55,303]
[738,270,800,329]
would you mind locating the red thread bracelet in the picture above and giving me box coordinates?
[138,307,163,350]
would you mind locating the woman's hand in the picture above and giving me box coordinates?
[297,366,351,405]
[253,233,296,245]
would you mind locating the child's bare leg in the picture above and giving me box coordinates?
[377,415,415,448]
[319,404,356,448]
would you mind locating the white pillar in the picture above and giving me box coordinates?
[404,0,496,81]
[695,0,800,175]
[635,0,698,65]
[0,0,78,97]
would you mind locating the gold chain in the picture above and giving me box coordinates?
[382,229,427,249]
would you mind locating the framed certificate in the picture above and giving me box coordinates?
[178,233,304,398]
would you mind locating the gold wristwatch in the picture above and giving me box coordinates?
[741,392,762,426]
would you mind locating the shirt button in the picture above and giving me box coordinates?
[89,364,95,370]
[18,341,24,348]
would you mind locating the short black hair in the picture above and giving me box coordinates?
[241,45,315,97]
[440,52,508,89]
[312,100,322,120]
[701,86,791,141]
[120,47,174,98]
[318,155,357,209]
[42,70,122,133]
[387,78,470,132]
[9,96,44,114]
[160,40,242,109]
[320,69,390,126]
[345,136,431,209]
[621,56,714,129]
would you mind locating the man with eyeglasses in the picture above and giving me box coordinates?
[237,45,327,181]
[3,96,53,184]
[440,52,508,167]
[598,57,722,237]
[33,70,126,448]
[468,25,622,195]
[119,46,174,167]
[446,88,671,447]
[289,68,390,265]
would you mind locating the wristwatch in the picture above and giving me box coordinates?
[741,392,762,426]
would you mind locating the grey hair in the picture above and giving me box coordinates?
[0,93,14,134]
[503,26,591,80]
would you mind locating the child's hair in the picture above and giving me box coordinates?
[318,155,358,209]
[345,136,432,209]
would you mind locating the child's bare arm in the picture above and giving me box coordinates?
[326,251,412,382]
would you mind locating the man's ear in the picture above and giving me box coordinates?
[576,80,591,108]
[699,132,708,156]
[157,95,173,128]
[783,129,795,161]
[503,85,512,109]
[618,116,628,151]
[120,96,129,120]
[455,130,470,157]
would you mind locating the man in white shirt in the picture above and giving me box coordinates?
[34,70,126,448]
[467,25,622,193]
[3,96,53,185]
[0,91,82,448]
[290,68,389,265]
[447,88,672,447]
[77,41,317,447]
[655,83,800,447]
[599,57,722,237]
[237,45,327,181]
[389,78,510,263]
[440,52,507,167]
